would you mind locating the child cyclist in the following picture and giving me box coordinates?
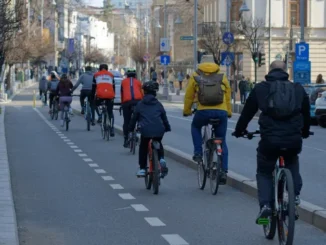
[129,81,171,177]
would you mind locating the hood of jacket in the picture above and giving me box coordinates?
[265,68,289,82]
[142,94,158,105]
[197,62,220,74]
[85,71,93,76]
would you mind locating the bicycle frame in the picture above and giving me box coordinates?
[273,156,285,212]
[148,140,161,172]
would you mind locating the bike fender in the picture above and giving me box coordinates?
[152,141,161,150]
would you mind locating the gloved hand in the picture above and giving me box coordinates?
[228,114,232,119]
[302,130,310,139]
[232,129,248,138]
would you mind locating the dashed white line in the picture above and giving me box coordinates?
[118,193,135,200]
[70,145,78,149]
[94,169,106,174]
[67,142,74,145]
[88,163,99,168]
[110,184,124,190]
[144,217,166,227]
[161,234,189,245]
[131,204,149,212]
[83,158,93,162]
[102,176,114,181]
[60,136,67,139]
[78,153,88,157]
[74,149,82,153]
[63,139,70,142]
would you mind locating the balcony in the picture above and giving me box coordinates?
[197,22,218,37]
[219,21,242,34]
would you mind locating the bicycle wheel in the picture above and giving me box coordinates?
[209,150,222,195]
[152,147,160,195]
[106,113,111,141]
[54,101,59,120]
[129,134,134,153]
[65,111,69,131]
[86,104,91,131]
[197,149,207,190]
[277,169,295,245]
[263,210,277,240]
[101,112,107,139]
[51,106,55,120]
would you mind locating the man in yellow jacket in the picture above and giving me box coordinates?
[183,62,232,182]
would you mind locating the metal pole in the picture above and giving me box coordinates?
[268,0,271,65]
[300,0,304,42]
[146,2,149,80]
[226,0,230,80]
[118,36,120,70]
[193,0,198,70]
[41,0,44,38]
[162,0,169,99]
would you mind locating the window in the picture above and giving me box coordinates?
[289,0,307,26]
[231,0,243,22]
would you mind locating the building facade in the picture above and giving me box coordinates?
[202,0,326,82]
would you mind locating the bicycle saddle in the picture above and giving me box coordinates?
[209,118,220,125]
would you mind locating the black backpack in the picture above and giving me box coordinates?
[266,80,301,120]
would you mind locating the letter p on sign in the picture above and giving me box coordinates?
[295,42,309,61]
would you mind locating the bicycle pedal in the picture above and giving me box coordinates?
[256,218,269,225]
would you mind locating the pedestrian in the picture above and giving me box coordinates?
[168,68,175,92]
[177,70,184,90]
[39,75,48,104]
[151,67,158,82]
[310,74,325,104]
[233,60,311,223]
[239,76,250,104]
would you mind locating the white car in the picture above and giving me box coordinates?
[315,90,326,127]
[114,77,122,106]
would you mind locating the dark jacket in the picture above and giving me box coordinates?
[56,79,73,97]
[48,78,59,92]
[129,94,171,137]
[235,69,310,151]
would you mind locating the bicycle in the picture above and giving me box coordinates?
[41,91,47,107]
[238,130,314,245]
[62,95,79,131]
[50,96,59,121]
[144,138,162,195]
[99,100,113,141]
[192,109,225,195]
[83,96,92,131]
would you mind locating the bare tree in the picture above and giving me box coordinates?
[236,17,267,81]
[84,48,109,65]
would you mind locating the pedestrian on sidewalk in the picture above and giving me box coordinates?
[239,76,250,104]
[177,70,184,90]
[168,68,175,93]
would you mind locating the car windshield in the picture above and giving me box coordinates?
[303,84,326,105]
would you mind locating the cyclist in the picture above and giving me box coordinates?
[121,68,143,147]
[92,64,115,136]
[48,72,60,114]
[39,75,48,104]
[72,66,94,115]
[56,74,73,127]
[232,60,311,223]
[183,62,231,183]
[129,81,171,177]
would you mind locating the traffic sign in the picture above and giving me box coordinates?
[160,55,170,65]
[143,53,150,62]
[180,36,194,41]
[221,52,234,66]
[222,32,234,45]
[295,42,309,61]
[160,38,170,52]
[293,60,311,84]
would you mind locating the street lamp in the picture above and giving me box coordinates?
[239,1,250,12]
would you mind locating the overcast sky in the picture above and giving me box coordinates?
[85,0,103,7]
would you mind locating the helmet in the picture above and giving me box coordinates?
[142,81,159,93]
[99,64,108,70]
[61,73,68,79]
[126,68,136,78]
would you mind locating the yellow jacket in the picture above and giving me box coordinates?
[183,63,232,116]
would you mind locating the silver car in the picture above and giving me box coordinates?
[114,77,122,106]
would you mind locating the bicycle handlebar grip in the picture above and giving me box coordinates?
[309,131,314,136]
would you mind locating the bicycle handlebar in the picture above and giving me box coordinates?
[232,130,314,140]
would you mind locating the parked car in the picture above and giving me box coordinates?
[110,70,122,106]
[303,84,326,124]
[315,90,326,127]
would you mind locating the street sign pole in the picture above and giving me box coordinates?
[226,0,231,81]
[162,0,169,99]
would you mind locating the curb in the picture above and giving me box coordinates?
[0,106,19,245]
[70,104,326,232]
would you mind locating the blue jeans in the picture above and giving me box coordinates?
[191,109,229,171]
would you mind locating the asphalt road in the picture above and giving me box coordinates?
[5,86,326,244]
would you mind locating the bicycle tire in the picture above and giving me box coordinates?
[263,211,277,240]
[145,168,152,190]
[132,136,136,155]
[277,169,295,245]
[129,134,134,153]
[86,104,91,131]
[152,148,160,195]
[51,107,55,120]
[197,149,208,190]
[106,112,111,141]
[210,151,222,195]
[65,111,69,131]
[54,101,59,120]
[101,111,107,140]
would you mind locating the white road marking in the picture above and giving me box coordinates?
[67,142,74,145]
[102,176,114,181]
[70,145,78,149]
[74,149,82,153]
[110,184,124,190]
[78,153,88,157]
[144,217,166,227]
[83,158,93,162]
[94,169,106,174]
[131,204,149,212]
[118,193,135,200]
[63,139,70,142]
[60,136,67,139]
[161,234,189,245]
[88,163,99,168]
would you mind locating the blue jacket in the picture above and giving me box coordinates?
[129,94,171,137]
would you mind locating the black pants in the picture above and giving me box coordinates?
[80,90,92,110]
[49,93,58,109]
[256,145,302,208]
[93,99,114,126]
[139,136,164,169]
[179,81,182,90]
[122,100,140,137]
[39,90,47,104]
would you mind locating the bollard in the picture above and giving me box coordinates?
[33,90,36,108]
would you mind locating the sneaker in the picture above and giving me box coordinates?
[295,195,301,206]
[160,159,169,177]
[137,169,146,177]
[110,128,115,137]
[192,154,203,163]
[81,110,85,115]
[256,205,272,225]
[219,170,227,185]
[123,138,129,148]
[60,119,64,127]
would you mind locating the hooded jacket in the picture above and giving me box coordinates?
[129,94,171,138]
[56,78,73,97]
[72,71,93,91]
[183,63,232,116]
[48,78,59,93]
[235,69,310,150]
[39,76,48,91]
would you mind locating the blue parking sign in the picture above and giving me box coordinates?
[293,61,311,84]
[295,42,309,61]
